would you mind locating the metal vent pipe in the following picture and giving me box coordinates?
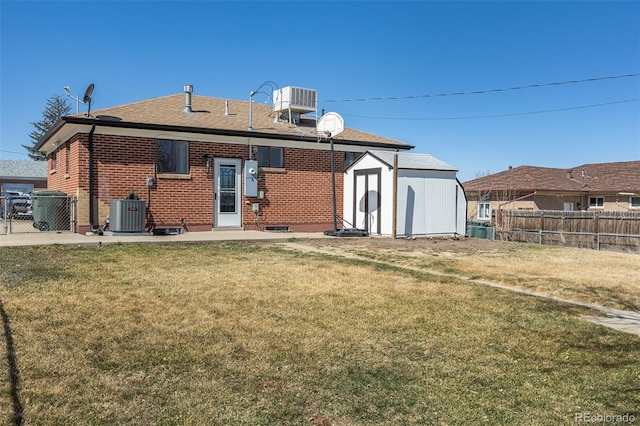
[184,84,193,113]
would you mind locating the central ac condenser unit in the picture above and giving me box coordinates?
[109,199,146,232]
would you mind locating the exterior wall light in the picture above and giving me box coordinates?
[203,155,212,174]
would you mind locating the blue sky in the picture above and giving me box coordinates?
[1,1,638,182]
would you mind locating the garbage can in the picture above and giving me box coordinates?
[32,190,69,231]
[483,222,494,240]
[469,221,486,238]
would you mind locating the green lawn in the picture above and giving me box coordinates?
[0,242,638,425]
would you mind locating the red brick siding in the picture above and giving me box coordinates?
[47,133,343,232]
[47,135,85,195]
[249,148,342,230]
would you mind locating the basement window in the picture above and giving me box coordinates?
[588,196,604,208]
[478,202,491,219]
[158,140,189,174]
[265,225,290,232]
[257,147,283,168]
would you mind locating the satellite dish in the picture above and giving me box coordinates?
[317,112,344,139]
[82,83,94,104]
[82,83,95,117]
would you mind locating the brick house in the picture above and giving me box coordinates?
[463,161,640,221]
[35,86,412,234]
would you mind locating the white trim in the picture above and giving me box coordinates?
[588,195,605,209]
[478,202,491,219]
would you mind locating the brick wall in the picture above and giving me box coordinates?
[47,133,343,233]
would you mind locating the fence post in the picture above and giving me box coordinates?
[1,198,6,234]
[593,213,599,250]
[539,211,544,232]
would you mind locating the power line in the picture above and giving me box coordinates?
[321,73,640,103]
[342,99,640,121]
[0,150,30,156]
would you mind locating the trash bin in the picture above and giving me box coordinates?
[477,221,488,239]
[32,190,69,231]
[467,221,484,238]
[484,222,494,240]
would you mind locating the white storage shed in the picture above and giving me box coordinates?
[343,150,467,237]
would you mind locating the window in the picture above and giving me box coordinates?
[50,151,57,172]
[630,196,640,209]
[478,202,491,219]
[158,140,189,174]
[65,142,71,175]
[257,146,283,168]
[588,196,604,208]
[344,152,363,170]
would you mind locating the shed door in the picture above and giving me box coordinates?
[353,168,381,234]
[214,158,242,228]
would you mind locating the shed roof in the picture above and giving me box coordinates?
[0,160,48,180]
[463,161,640,194]
[366,150,457,171]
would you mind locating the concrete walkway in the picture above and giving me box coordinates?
[281,242,640,338]
[0,229,327,247]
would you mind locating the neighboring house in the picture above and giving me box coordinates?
[35,85,414,234]
[0,159,48,195]
[463,161,640,221]
[345,150,467,237]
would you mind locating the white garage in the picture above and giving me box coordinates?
[343,150,467,237]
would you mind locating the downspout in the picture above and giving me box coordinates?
[497,191,536,226]
[88,125,100,234]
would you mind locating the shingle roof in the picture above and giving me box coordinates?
[63,94,412,149]
[0,160,48,180]
[463,161,640,194]
[367,150,457,171]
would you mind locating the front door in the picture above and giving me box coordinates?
[214,158,242,228]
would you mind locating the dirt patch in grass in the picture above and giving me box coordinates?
[299,236,640,311]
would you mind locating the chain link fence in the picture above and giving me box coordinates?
[1,194,76,235]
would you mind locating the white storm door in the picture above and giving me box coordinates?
[214,158,242,228]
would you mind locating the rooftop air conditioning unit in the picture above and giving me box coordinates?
[273,86,317,114]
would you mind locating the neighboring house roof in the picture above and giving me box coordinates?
[0,159,48,180]
[365,150,458,172]
[463,161,640,194]
[36,93,413,152]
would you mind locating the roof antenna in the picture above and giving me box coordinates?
[64,83,93,115]
[82,83,95,117]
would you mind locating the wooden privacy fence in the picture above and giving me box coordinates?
[496,210,640,253]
